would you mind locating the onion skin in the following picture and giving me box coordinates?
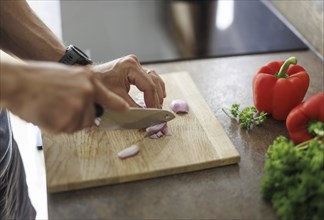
[171,99,189,113]
[117,145,140,159]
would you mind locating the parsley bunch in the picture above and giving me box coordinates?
[223,104,267,129]
[261,125,324,220]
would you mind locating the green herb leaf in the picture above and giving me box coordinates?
[261,134,324,220]
[223,104,267,129]
[230,104,240,118]
[307,120,324,137]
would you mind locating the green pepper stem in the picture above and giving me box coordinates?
[276,57,297,78]
[221,108,235,119]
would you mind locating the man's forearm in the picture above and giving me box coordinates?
[0,61,25,107]
[0,0,65,62]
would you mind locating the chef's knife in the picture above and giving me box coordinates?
[95,105,175,130]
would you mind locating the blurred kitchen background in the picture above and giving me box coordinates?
[28,0,323,63]
[16,1,323,219]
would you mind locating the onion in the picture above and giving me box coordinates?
[146,122,167,135]
[170,99,189,113]
[94,117,101,126]
[149,131,164,139]
[146,122,172,138]
[117,144,140,159]
[162,124,172,136]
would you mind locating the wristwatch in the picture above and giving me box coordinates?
[58,45,93,65]
[58,45,103,117]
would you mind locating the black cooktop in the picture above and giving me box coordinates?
[61,0,307,64]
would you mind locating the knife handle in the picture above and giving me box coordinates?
[95,104,104,117]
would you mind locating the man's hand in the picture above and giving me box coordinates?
[92,55,166,109]
[1,61,129,133]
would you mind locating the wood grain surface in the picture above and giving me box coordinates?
[43,72,240,193]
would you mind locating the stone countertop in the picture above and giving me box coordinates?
[47,51,323,219]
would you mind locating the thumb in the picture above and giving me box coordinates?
[93,79,129,113]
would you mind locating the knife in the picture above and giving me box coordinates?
[95,104,175,130]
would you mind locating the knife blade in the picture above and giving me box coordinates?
[97,107,176,130]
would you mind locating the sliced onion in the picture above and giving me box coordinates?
[171,99,189,113]
[149,131,164,139]
[146,122,172,139]
[94,117,101,127]
[118,144,140,159]
[162,124,172,136]
[146,122,167,135]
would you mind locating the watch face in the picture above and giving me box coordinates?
[61,45,93,65]
[70,45,90,59]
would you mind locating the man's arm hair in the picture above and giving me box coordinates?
[0,0,65,62]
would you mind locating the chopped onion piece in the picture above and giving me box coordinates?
[118,145,140,159]
[150,131,164,139]
[146,122,167,135]
[94,118,101,127]
[162,124,172,136]
[171,99,189,113]
[146,122,172,139]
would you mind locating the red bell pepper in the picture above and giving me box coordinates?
[286,92,324,144]
[253,57,310,120]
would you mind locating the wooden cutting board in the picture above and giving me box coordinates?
[43,72,240,193]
